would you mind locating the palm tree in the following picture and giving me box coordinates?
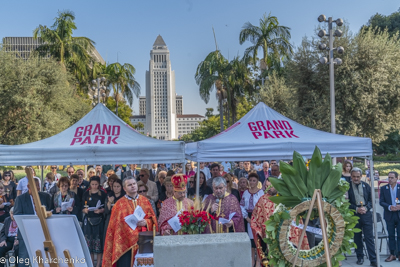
[224,57,254,123]
[239,13,293,73]
[106,63,140,115]
[33,10,95,88]
[195,50,229,132]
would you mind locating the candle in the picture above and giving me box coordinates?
[360,201,363,208]
[153,225,156,237]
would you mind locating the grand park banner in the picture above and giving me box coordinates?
[185,102,372,162]
[0,104,185,165]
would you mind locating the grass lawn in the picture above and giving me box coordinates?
[13,169,68,181]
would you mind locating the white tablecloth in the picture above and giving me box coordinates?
[134,253,154,267]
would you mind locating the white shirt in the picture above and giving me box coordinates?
[240,189,264,219]
[221,162,232,172]
[30,195,37,215]
[17,176,41,194]
[253,164,263,172]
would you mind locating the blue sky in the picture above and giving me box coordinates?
[0,1,398,116]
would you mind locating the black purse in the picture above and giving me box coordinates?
[88,217,102,226]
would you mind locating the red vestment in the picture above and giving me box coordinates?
[158,197,194,235]
[251,194,310,262]
[102,195,157,267]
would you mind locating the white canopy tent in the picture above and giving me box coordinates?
[185,102,372,161]
[187,102,380,266]
[0,104,185,165]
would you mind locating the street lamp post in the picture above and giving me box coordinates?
[317,15,344,137]
[91,77,107,106]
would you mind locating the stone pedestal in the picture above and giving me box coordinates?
[154,233,251,267]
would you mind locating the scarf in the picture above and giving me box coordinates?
[352,182,365,206]
[54,191,72,209]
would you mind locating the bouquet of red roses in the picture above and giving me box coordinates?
[178,206,213,234]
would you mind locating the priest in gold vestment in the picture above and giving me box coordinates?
[103,177,157,267]
[203,177,245,233]
[158,174,194,235]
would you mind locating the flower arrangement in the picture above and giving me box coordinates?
[178,206,213,234]
[264,147,360,267]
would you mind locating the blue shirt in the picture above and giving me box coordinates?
[389,185,397,210]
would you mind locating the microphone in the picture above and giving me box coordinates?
[216,199,219,204]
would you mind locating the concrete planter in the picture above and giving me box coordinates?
[154,233,251,267]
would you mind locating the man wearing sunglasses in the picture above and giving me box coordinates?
[50,165,61,182]
[138,169,158,203]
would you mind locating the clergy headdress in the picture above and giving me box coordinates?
[171,174,188,192]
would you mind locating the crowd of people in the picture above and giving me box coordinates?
[0,160,391,267]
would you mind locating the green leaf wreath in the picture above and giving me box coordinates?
[264,147,360,267]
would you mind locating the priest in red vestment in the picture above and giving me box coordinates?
[158,174,194,235]
[103,177,157,267]
[251,182,309,265]
[203,177,245,233]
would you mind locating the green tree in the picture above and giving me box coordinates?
[363,8,400,36]
[283,27,400,142]
[106,62,140,115]
[257,71,294,117]
[239,13,293,73]
[33,10,96,90]
[205,108,214,118]
[105,97,134,127]
[0,51,91,144]
[374,130,400,154]
[195,50,228,132]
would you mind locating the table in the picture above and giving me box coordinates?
[134,253,154,267]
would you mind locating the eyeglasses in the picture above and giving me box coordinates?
[51,167,57,169]
[139,174,145,177]
[138,190,148,193]
[189,181,195,183]
[225,180,230,183]
[3,175,10,177]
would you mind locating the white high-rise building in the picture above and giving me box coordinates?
[146,35,176,140]
[131,35,204,139]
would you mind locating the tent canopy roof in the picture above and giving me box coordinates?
[185,103,372,162]
[0,104,185,165]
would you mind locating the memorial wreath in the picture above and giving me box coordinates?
[264,147,360,267]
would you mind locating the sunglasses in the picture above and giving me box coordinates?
[3,175,10,177]
[51,167,57,169]
[138,190,148,193]
[139,174,145,177]
[189,181,195,183]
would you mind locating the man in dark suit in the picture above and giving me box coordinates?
[149,164,158,182]
[123,164,139,180]
[76,169,89,190]
[379,171,400,262]
[14,177,51,267]
[257,162,271,185]
[348,167,377,266]
[234,162,244,177]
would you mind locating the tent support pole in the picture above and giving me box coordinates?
[368,156,380,266]
[182,163,185,175]
[195,163,200,202]
[41,165,44,192]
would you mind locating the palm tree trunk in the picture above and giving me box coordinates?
[116,99,119,116]
[219,99,224,132]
